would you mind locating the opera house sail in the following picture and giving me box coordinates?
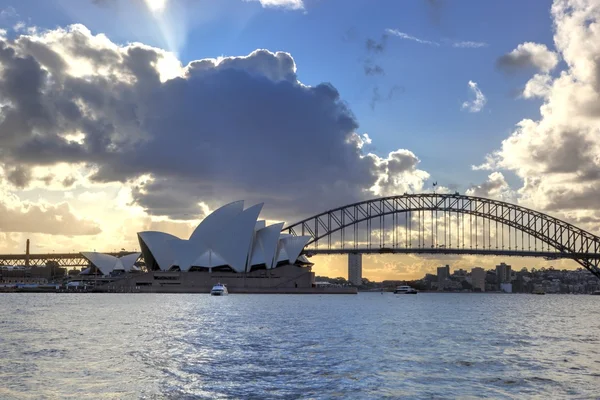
[80,252,142,275]
[137,201,311,273]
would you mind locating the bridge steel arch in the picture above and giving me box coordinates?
[283,194,600,280]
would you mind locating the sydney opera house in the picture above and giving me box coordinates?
[137,201,311,274]
[81,201,355,293]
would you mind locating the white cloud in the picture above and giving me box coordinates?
[466,172,515,201]
[13,21,25,32]
[477,0,600,227]
[385,29,440,46]
[0,7,17,19]
[346,133,372,149]
[366,149,430,196]
[497,42,559,73]
[522,73,553,99]
[452,40,488,48]
[461,80,487,112]
[246,0,304,10]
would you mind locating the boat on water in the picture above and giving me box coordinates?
[592,290,600,295]
[532,289,546,295]
[210,283,228,296]
[394,285,418,294]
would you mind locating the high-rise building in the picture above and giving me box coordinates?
[348,253,362,286]
[496,262,512,286]
[437,265,450,281]
[471,267,486,292]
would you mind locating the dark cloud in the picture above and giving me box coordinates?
[363,34,388,76]
[0,26,427,221]
[496,42,558,74]
[370,85,405,110]
[366,35,388,54]
[364,63,385,76]
[62,176,77,187]
[6,166,31,188]
[40,174,54,186]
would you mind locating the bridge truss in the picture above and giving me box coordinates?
[0,252,135,268]
[284,194,600,279]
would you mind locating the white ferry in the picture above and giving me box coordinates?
[394,285,418,294]
[210,283,228,296]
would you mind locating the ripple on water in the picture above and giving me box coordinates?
[0,293,599,399]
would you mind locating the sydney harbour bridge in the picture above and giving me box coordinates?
[2,194,600,280]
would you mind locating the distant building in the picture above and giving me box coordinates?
[437,264,450,291]
[437,265,450,281]
[471,267,486,292]
[496,262,512,287]
[454,269,467,278]
[348,253,362,286]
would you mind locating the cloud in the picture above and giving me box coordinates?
[364,63,385,76]
[522,73,553,99]
[369,85,405,110]
[497,42,559,73]
[363,34,388,76]
[477,0,600,223]
[13,21,25,32]
[452,40,488,48]
[461,80,486,112]
[246,0,304,10]
[385,29,440,46]
[465,172,514,201]
[6,166,32,188]
[0,7,17,19]
[0,196,101,235]
[0,23,429,223]
[366,35,388,53]
[367,149,430,196]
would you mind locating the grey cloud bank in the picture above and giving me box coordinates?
[0,24,428,222]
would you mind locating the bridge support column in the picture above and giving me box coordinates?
[348,253,362,286]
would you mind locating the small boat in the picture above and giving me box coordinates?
[532,289,545,295]
[210,283,228,296]
[592,290,600,296]
[394,285,418,294]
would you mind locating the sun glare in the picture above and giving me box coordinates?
[144,0,167,13]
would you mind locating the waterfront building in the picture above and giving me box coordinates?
[83,201,352,293]
[471,267,486,292]
[348,253,362,286]
[453,269,467,278]
[437,265,450,281]
[436,265,451,291]
[496,262,512,286]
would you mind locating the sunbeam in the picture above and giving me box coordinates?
[144,0,167,14]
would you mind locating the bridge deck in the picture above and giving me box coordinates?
[304,248,600,260]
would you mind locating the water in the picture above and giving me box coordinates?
[0,293,599,399]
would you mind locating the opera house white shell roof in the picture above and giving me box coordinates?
[138,201,311,273]
[81,252,142,275]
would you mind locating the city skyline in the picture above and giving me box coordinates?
[0,0,599,280]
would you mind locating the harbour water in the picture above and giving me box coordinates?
[0,293,598,399]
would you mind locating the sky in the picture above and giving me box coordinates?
[0,0,599,280]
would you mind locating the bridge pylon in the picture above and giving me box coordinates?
[348,253,362,286]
